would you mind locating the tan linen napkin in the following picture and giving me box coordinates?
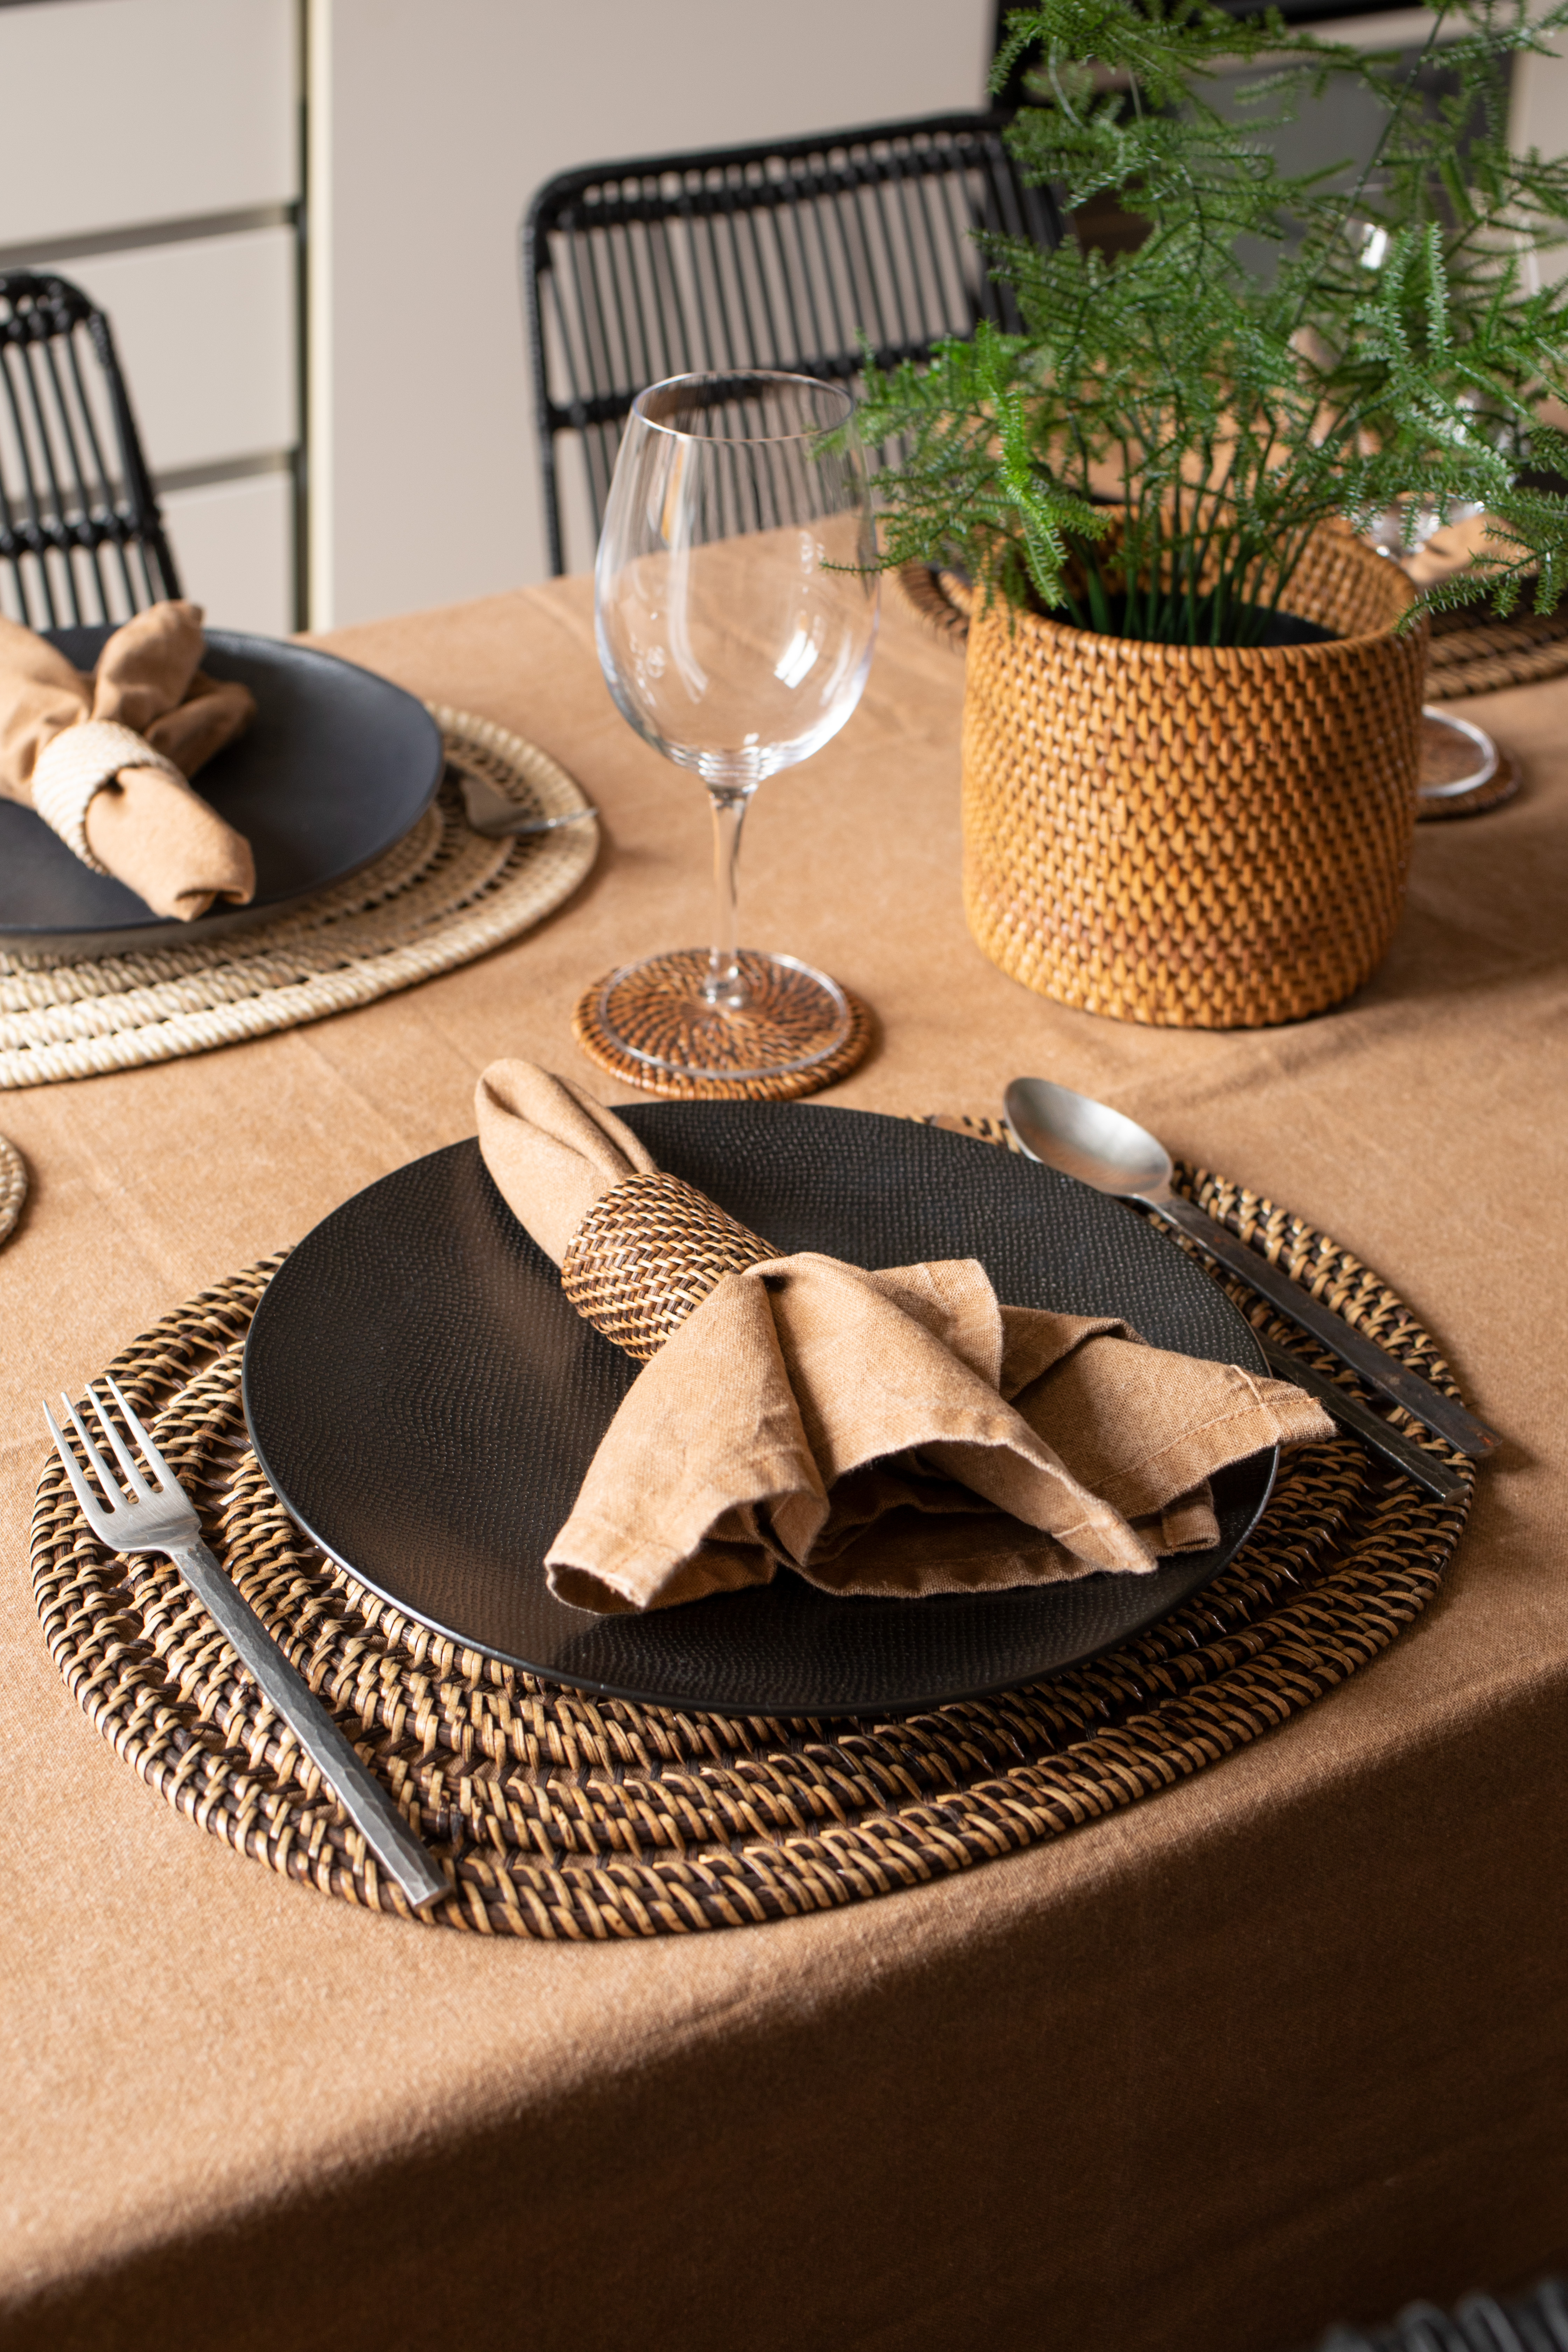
[477,1057,659,1261]
[0,601,257,920]
[477,1063,1334,1615]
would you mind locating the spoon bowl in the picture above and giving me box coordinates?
[1004,1078,1174,1201]
[1003,1074,1499,1461]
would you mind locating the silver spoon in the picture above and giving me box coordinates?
[1005,1076,1499,1463]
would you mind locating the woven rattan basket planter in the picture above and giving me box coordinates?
[962,523,1427,1028]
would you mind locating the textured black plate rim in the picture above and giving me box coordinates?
[240,1112,1280,1720]
[247,1426,1278,1722]
[1,627,444,953]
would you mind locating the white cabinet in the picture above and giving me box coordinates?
[6,0,997,629]
[160,472,297,639]
[0,0,300,636]
[0,0,296,245]
[50,230,300,479]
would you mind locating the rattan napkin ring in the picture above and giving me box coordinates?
[560,1170,777,1361]
[30,718,187,870]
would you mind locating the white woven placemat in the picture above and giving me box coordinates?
[0,1132,24,1242]
[0,709,597,1090]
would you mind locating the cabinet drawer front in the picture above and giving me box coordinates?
[0,0,296,249]
[31,230,300,478]
[162,470,296,638]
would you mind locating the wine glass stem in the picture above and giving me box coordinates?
[705,785,754,1008]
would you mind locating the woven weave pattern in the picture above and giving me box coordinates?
[960,525,1427,1027]
[893,541,1568,696]
[897,561,1524,821]
[1426,598,1568,696]
[30,719,186,868]
[573,948,873,1103]
[0,1131,24,1244]
[900,547,1568,701]
[561,1169,776,1360]
[29,1143,1473,1937]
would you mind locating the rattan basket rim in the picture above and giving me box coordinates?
[966,570,1420,669]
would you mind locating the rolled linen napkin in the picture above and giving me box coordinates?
[477,1062,1335,1615]
[0,601,257,920]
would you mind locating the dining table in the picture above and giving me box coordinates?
[1,573,1564,2352]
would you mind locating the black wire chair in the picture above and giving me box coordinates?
[1309,2280,1568,2352]
[522,110,1061,575]
[0,268,181,631]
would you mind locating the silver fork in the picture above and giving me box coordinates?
[456,767,598,838]
[43,1377,448,1910]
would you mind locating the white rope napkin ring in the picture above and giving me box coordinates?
[30,719,187,873]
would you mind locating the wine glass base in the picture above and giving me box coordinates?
[573,947,873,1100]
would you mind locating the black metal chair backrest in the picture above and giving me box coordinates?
[523,111,1060,574]
[0,268,181,631]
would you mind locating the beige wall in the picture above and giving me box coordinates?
[308,0,996,624]
[1511,21,1568,162]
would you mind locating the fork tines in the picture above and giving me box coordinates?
[43,1376,172,1527]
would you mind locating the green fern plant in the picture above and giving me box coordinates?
[859,0,1568,645]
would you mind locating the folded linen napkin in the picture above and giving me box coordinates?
[477,1062,1335,1615]
[0,601,257,920]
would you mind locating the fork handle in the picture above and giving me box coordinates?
[170,1540,449,1909]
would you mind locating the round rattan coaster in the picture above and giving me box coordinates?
[0,711,597,1090]
[31,1130,1474,1937]
[892,563,1530,823]
[573,948,873,1102]
[1417,710,1522,821]
[0,1131,25,1244]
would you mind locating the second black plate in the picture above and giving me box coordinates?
[0,625,444,955]
[242,1105,1277,1718]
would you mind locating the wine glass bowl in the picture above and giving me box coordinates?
[581,371,879,1093]
[596,376,878,790]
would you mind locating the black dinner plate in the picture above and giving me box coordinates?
[241,1105,1278,1718]
[0,625,444,956]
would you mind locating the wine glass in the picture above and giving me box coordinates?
[585,370,879,1093]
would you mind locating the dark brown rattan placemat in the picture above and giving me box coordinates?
[30,1131,1475,1936]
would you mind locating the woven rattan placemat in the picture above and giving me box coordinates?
[31,1125,1474,1937]
[1425,598,1568,696]
[0,1131,24,1244]
[0,711,597,1090]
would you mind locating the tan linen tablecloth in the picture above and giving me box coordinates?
[1,582,1564,2352]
